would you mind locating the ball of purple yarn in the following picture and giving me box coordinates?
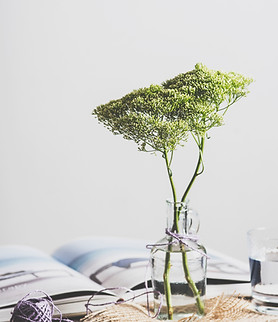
[10,297,53,322]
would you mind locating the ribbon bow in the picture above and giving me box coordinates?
[147,228,209,259]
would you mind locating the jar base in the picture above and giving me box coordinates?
[156,308,203,320]
[154,299,205,320]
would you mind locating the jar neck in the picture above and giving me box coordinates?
[166,200,189,234]
[166,200,200,235]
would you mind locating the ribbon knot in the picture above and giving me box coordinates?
[146,229,209,259]
[165,228,209,258]
[165,228,198,243]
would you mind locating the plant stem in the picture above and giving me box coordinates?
[181,135,205,203]
[179,135,205,316]
[181,247,205,315]
[163,149,176,319]
[163,251,173,319]
[164,149,178,230]
[163,143,205,318]
[164,149,177,204]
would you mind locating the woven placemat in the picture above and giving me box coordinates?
[81,294,278,321]
[81,302,153,321]
[181,294,278,321]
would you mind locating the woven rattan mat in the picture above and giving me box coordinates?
[81,294,278,321]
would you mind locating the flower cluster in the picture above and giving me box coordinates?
[93,63,252,154]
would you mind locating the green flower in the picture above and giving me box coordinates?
[93,63,252,154]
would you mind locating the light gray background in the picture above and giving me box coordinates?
[1,0,276,263]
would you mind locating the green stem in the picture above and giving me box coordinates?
[163,251,173,319]
[179,135,205,316]
[162,145,205,319]
[181,247,205,315]
[163,149,176,319]
[181,135,205,203]
[164,149,178,230]
[164,149,177,204]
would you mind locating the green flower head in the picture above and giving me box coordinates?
[93,63,253,154]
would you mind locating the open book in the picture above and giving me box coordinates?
[0,236,250,321]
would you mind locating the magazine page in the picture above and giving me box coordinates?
[0,245,105,309]
[53,236,150,290]
[206,248,250,283]
[53,236,250,290]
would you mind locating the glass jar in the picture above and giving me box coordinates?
[150,200,207,320]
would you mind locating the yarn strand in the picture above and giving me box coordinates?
[10,291,73,322]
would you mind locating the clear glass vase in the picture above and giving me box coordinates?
[150,200,207,320]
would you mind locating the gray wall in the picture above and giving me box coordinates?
[1,0,276,262]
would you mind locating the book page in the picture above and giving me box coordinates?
[53,236,150,290]
[0,245,104,308]
[206,248,250,283]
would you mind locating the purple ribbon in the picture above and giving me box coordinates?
[147,228,209,259]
